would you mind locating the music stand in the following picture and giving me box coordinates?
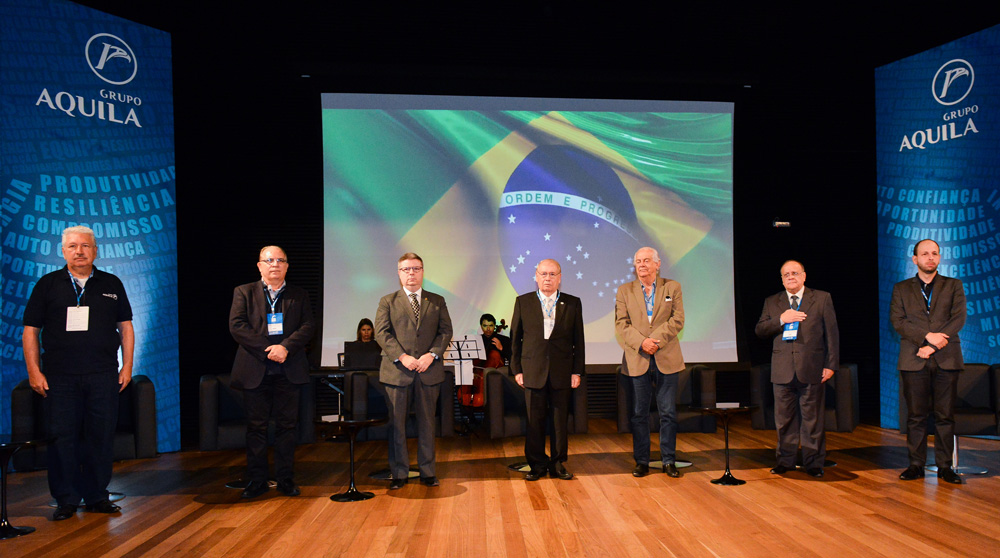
[445,335,487,386]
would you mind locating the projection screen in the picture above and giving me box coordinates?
[321,93,736,365]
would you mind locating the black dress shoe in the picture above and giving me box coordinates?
[524,468,546,481]
[632,463,649,477]
[806,468,824,478]
[550,463,573,480]
[241,480,270,499]
[419,476,440,487]
[389,478,407,490]
[664,463,680,478]
[899,465,925,481]
[53,504,77,521]
[937,467,964,485]
[770,465,791,475]
[84,500,121,513]
[276,478,301,496]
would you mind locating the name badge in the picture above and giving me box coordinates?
[67,306,89,331]
[267,313,284,335]
[782,321,799,341]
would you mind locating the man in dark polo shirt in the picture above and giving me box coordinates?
[22,225,135,521]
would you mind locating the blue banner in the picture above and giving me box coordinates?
[1,0,179,451]
[876,24,1000,429]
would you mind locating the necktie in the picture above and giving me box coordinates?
[409,293,420,322]
[790,295,799,309]
[544,297,554,318]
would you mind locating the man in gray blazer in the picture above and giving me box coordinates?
[374,252,453,489]
[230,246,315,499]
[755,260,839,478]
[891,239,966,485]
[615,247,686,478]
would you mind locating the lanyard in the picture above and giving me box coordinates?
[264,284,284,313]
[642,281,656,318]
[920,282,933,313]
[68,268,94,307]
[537,291,560,319]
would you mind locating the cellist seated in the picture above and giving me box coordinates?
[477,313,511,369]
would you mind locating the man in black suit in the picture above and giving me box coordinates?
[230,245,315,499]
[510,259,585,481]
[375,252,453,489]
[891,239,966,485]
[755,260,839,478]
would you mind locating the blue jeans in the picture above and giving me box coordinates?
[44,372,120,506]
[628,366,678,465]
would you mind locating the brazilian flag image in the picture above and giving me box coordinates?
[321,99,735,364]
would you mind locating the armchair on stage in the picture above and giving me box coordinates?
[750,363,860,432]
[897,363,1000,473]
[616,363,718,434]
[198,373,316,451]
[10,374,159,471]
[345,369,455,441]
[484,369,589,438]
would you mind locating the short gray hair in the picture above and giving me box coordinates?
[634,246,660,263]
[62,225,96,245]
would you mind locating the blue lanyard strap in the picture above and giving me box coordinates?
[67,268,94,307]
[642,282,656,317]
[537,290,560,319]
[263,284,284,313]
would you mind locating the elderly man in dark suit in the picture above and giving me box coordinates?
[510,259,585,481]
[891,239,966,485]
[230,245,315,499]
[755,260,839,478]
[375,252,453,489]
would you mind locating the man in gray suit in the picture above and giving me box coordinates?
[374,252,453,489]
[891,239,966,485]
[755,260,839,478]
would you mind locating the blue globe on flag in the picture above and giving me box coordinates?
[499,145,641,322]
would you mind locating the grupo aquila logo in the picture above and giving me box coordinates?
[932,59,974,106]
[85,33,137,85]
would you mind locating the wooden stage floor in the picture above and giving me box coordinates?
[3,417,998,558]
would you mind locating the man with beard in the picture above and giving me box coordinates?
[891,239,966,485]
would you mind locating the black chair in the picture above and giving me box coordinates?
[10,374,158,471]
[750,363,860,432]
[345,369,455,441]
[898,363,999,474]
[484,368,588,439]
[615,363,718,435]
[198,373,315,451]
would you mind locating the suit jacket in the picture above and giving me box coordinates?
[229,281,315,390]
[614,277,685,376]
[510,291,585,390]
[375,289,453,387]
[755,287,839,384]
[890,274,966,371]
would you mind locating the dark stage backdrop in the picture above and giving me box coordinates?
[0,0,179,451]
[876,24,1000,429]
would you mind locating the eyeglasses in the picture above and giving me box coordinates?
[635,258,657,264]
[537,272,561,278]
[260,258,288,265]
[399,266,423,273]
[781,271,803,279]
